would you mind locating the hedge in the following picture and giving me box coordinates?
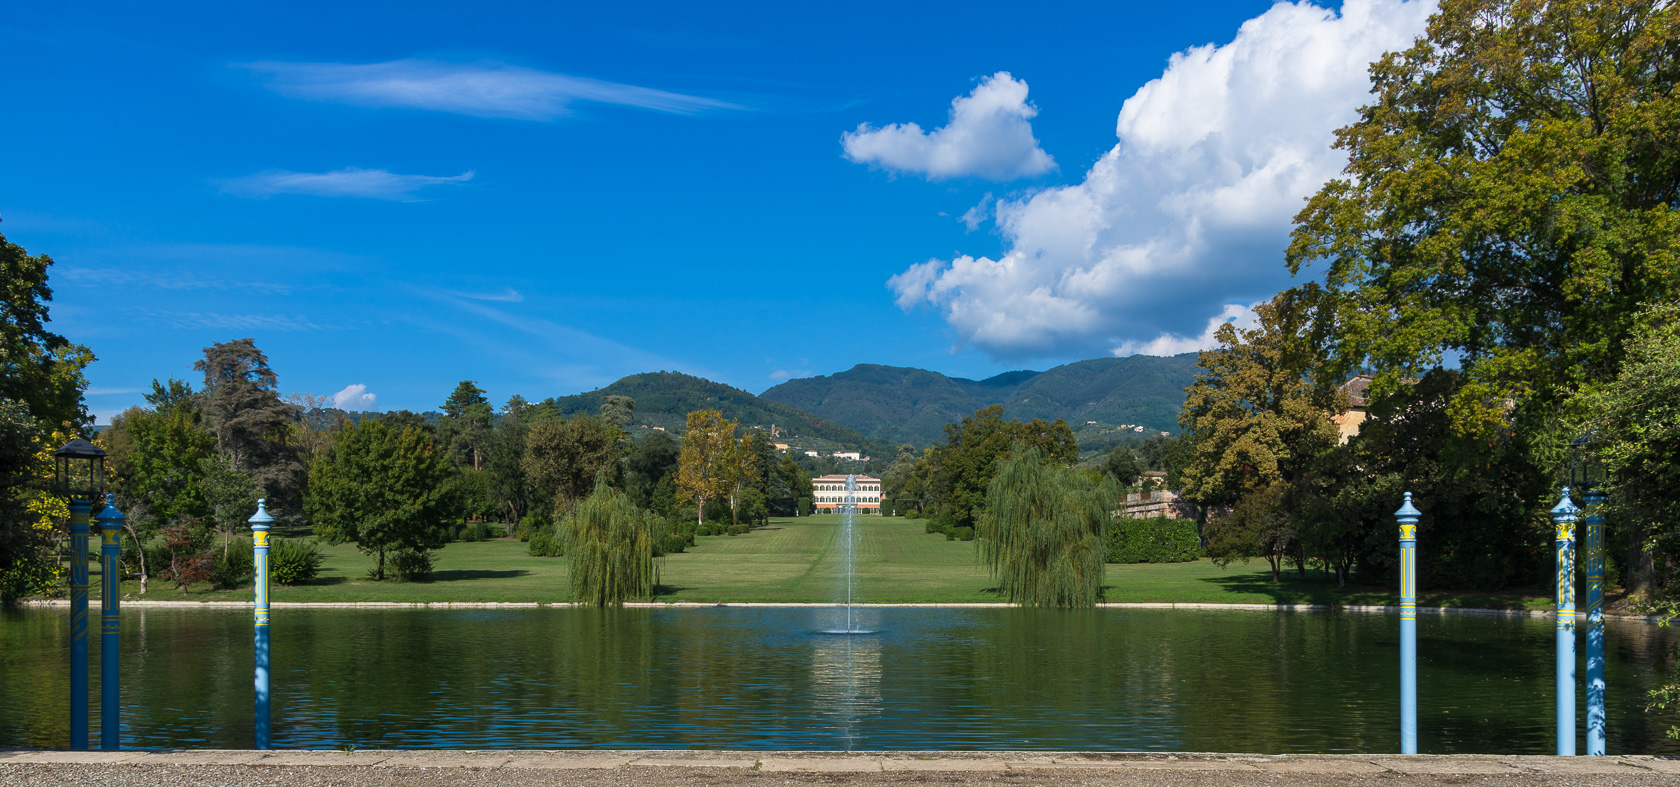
[1106,516,1202,563]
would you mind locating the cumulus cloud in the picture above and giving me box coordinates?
[333,384,378,411]
[1115,303,1261,356]
[219,167,474,200]
[843,72,1056,180]
[886,0,1434,358]
[242,59,738,120]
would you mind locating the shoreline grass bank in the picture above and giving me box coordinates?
[45,514,1560,610]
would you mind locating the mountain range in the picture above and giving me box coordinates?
[547,355,1199,450]
[759,355,1199,445]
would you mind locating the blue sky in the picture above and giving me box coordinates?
[2,0,1434,421]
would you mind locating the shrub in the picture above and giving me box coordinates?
[457,521,490,542]
[390,549,434,582]
[530,525,566,557]
[1106,517,1203,564]
[729,523,749,535]
[515,515,545,542]
[270,538,325,585]
[212,541,254,589]
[955,526,975,542]
[796,497,813,516]
[902,508,921,520]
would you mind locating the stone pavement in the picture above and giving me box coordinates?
[3,750,1679,785]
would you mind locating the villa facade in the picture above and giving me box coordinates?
[812,474,882,513]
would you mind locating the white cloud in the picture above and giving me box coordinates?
[1115,303,1261,356]
[960,193,994,231]
[886,0,1434,359]
[219,167,474,200]
[452,287,524,303]
[242,59,738,120]
[843,72,1056,180]
[333,384,378,411]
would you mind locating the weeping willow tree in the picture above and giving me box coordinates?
[565,484,659,606]
[978,445,1115,608]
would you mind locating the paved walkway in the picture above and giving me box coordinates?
[4,750,1678,785]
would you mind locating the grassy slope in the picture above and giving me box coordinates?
[86,515,1552,609]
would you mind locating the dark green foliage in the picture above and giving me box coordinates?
[212,539,253,588]
[796,497,812,516]
[456,521,491,542]
[978,445,1114,608]
[543,371,885,456]
[269,537,324,585]
[523,414,624,514]
[760,356,1198,445]
[193,339,302,513]
[1103,446,1142,487]
[528,524,565,557]
[920,406,1079,531]
[902,507,921,520]
[1106,517,1202,564]
[306,419,456,581]
[389,549,434,582]
[439,381,493,471]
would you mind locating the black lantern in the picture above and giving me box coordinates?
[53,438,107,503]
[1568,432,1606,493]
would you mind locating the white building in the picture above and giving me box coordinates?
[832,451,861,461]
[812,474,881,513]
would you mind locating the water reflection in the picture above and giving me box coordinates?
[0,607,1674,753]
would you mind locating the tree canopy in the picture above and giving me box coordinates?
[306,419,456,580]
[977,445,1113,608]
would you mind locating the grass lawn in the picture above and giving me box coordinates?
[80,514,1553,608]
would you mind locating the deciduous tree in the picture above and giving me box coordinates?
[676,409,734,527]
[978,445,1113,608]
[307,420,456,580]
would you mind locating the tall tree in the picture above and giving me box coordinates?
[978,445,1114,608]
[564,484,658,606]
[1287,0,1680,438]
[0,228,92,603]
[522,414,624,515]
[440,380,493,470]
[922,406,1079,531]
[307,419,456,580]
[194,339,301,510]
[676,409,735,527]
[599,395,635,429]
[1177,292,1343,511]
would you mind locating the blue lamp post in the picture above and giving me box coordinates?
[250,499,273,749]
[95,495,125,750]
[1550,488,1580,756]
[1395,491,1421,754]
[52,438,106,751]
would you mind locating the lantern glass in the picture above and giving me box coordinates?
[52,438,107,502]
[1569,433,1606,493]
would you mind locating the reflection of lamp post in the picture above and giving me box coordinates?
[1570,435,1608,756]
[1394,492,1421,754]
[1550,488,1580,756]
[52,438,106,751]
[250,499,273,750]
[95,494,125,750]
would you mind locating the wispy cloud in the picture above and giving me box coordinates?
[218,167,474,200]
[59,267,297,294]
[452,287,524,303]
[768,369,812,381]
[84,386,147,396]
[125,309,330,332]
[241,59,740,120]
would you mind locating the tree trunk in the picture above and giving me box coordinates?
[377,548,386,581]
[126,524,149,596]
[696,496,705,527]
[1267,554,1282,583]
[1626,521,1654,598]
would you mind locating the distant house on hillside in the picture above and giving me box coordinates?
[832,451,861,461]
[1124,488,1196,520]
[812,474,881,514]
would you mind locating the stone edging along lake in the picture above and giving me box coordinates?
[15,598,1669,622]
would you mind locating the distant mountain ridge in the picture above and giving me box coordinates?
[759,354,1200,446]
[547,371,883,451]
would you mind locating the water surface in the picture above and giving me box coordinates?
[1,606,1674,753]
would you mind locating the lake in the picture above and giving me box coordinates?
[1,606,1675,753]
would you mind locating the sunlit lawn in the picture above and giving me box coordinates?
[82,514,1551,608]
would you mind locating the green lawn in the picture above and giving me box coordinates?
[81,514,1553,608]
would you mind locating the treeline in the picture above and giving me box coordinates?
[88,345,825,592]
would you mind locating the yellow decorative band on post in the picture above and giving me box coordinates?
[1398,523,1416,540]
[101,531,119,545]
[253,531,269,546]
[1556,523,1574,541]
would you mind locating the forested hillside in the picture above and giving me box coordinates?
[547,371,884,452]
[760,355,1199,445]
